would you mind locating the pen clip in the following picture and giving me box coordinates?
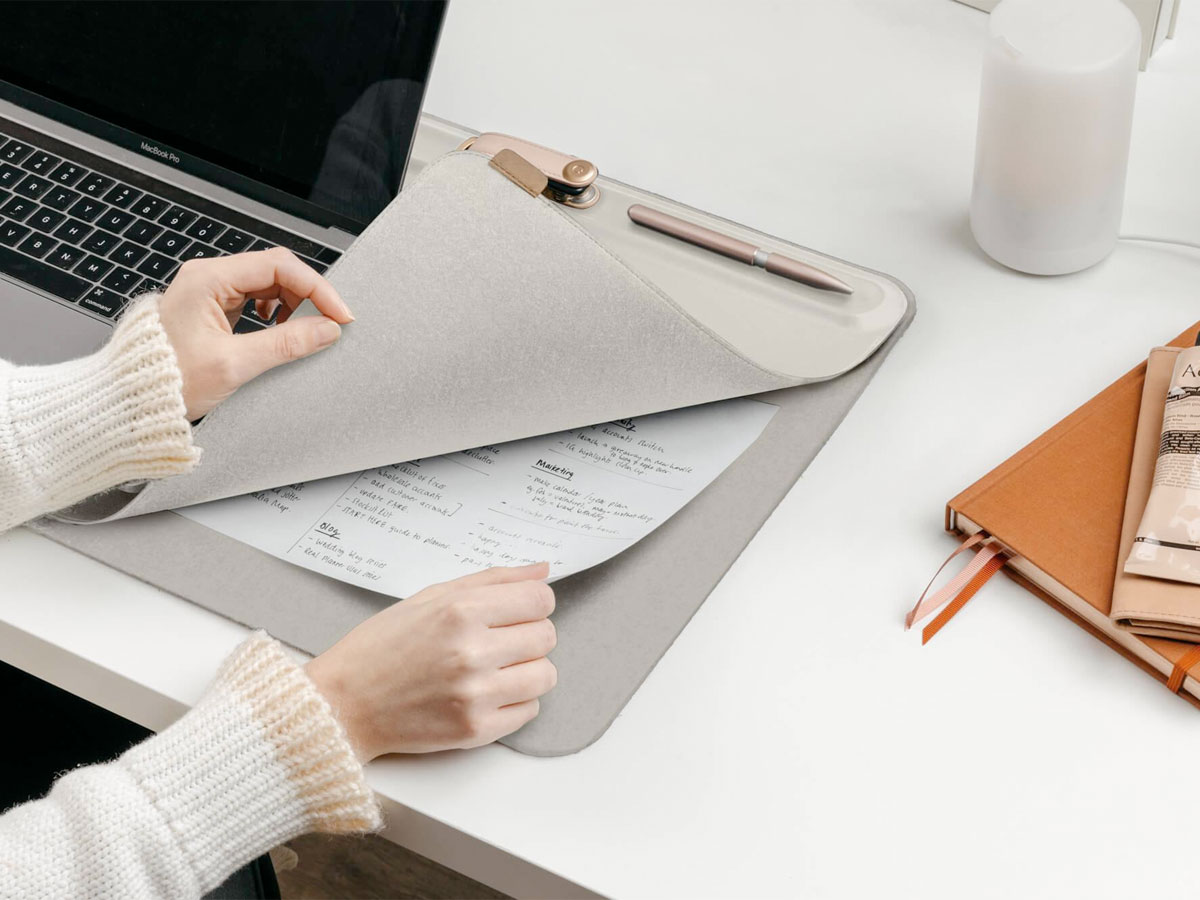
[458,132,600,209]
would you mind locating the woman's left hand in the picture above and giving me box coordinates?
[156,248,355,419]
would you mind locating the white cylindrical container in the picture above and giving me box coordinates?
[969,0,1140,275]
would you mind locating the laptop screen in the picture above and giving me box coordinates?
[0,1,446,234]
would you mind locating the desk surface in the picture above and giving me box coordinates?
[4,2,1200,897]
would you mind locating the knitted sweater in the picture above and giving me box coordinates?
[0,298,381,897]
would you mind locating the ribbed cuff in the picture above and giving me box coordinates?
[122,633,381,893]
[0,295,200,527]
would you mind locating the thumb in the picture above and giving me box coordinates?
[231,315,342,385]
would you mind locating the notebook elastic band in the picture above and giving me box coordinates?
[1167,644,1200,693]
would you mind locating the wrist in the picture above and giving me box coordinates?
[306,655,376,762]
[0,294,201,529]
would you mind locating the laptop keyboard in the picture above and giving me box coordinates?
[0,125,342,333]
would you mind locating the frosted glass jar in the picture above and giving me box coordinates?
[969,0,1141,275]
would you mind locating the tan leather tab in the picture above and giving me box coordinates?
[1167,644,1200,692]
[489,149,548,197]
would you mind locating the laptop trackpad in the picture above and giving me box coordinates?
[0,282,112,365]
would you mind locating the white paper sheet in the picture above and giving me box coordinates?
[174,398,777,599]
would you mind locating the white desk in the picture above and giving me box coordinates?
[4,2,1200,897]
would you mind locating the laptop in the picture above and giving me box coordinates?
[0,0,446,366]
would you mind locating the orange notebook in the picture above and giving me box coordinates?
[936,321,1200,707]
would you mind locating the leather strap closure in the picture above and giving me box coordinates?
[489,149,549,197]
[1167,644,1200,693]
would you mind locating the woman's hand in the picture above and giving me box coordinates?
[305,563,558,758]
[156,248,354,420]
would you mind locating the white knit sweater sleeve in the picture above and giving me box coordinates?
[0,295,200,532]
[0,633,382,898]
[0,299,382,896]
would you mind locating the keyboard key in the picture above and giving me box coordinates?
[22,151,61,175]
[185,217,224,243]
[124,218,163,245]
[41,185,80,211]
[68,197,107,222]
[53,218,93,245]
[241,298,277,326]
[316,246,341,264]
[75,254,114,280]
[79,285,125,317]
[13,175,51,200]
[233,316,267,334]
[97,209,135,234]
[80,229,120,255]
[130,195,168,220]
[0,221,30,246]
[133,277,165,296]
[248,239,274,252]
[76,173,115,197]
[0,189,10,207]
[101,266,141,294]
[150,229,191,256]
[46,244,86,271]
[49,162,86,186]
[159,205,196,231]
[214,228,251,253]
[0,243,89,301]
[0,164,24,189]
[102,183,141,209]
[178,242,220,261]
[0,141,33,164]
[17,232,57,258]
[109,241,148,267]
[136,252,177,280]
[0,196,35,221]
[28,208,66,233]
[298,255,326,274]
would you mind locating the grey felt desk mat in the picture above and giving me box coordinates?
[31,291,913,756]
[57,150,908,523]
[32,123,914,753]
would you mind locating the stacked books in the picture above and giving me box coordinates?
[915,321,1200,705]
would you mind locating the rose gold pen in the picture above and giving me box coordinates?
[627,204,853,295]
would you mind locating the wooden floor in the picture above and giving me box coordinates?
[276,833,511,900]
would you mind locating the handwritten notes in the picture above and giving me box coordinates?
[174,398,777,599]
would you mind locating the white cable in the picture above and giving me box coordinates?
[1119,234,1200,252]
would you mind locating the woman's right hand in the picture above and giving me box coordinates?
[305,563,558,758]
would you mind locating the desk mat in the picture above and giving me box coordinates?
[31,286,913,756]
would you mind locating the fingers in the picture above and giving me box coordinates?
[470,579,555,627]
[184,247,354,323]
[486,618,557,667]
[486,657,558,708]
[416,562,550,603]
[228,315,343,385]
[481,698,542,743]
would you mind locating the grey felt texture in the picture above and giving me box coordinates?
[59,151,900,524]
[31,289,913,755]
[33,134,916,753]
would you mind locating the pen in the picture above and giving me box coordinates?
[627,204,854,295]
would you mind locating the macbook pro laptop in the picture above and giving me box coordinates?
[0,0,446,366]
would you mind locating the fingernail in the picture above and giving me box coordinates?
[338,297,355,322]
[315,318,342,347]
